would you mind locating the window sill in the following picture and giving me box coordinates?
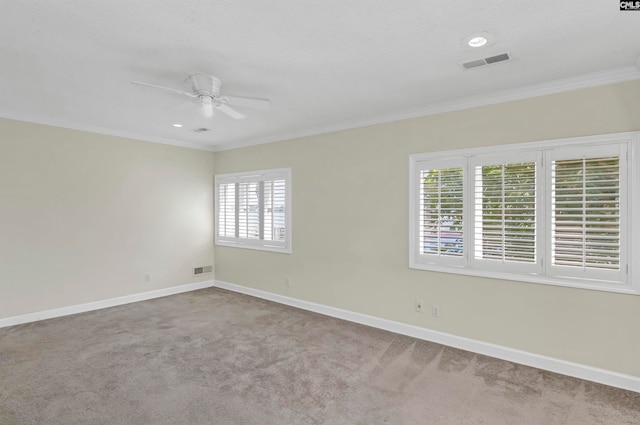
[409,261,639,295]
[215,240,292,254]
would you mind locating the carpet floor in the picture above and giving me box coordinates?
[1,287,638,424]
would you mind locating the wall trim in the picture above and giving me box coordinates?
[213,280,640,393]
[2,277,637,392]
[213,66,640,152]
[0,114,216,152]
[3,67,639,154]
[0,280,216,328]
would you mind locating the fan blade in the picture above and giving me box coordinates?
[214,103,246,120]
[223,95,271,110]
[131,81,197,98]
[189,74,200,92]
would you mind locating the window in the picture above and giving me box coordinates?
[474,161,537,264]
[547,145,626,284]
[409,132,639,294]
[215,168,291,253]
[419,160,464,266]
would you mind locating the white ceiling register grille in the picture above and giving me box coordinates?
[462,53,511,69]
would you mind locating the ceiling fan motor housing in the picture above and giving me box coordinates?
[191,73,222,97]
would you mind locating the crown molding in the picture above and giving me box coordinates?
[213,66,640,152]
[3,66,639,154]
[0,112,216,152]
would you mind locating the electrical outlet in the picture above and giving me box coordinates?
[415,299,424,313]
[285,277,292,287]
[432,304,440,318]
[144,274,151,282]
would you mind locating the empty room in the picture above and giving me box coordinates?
[1,1,639,424]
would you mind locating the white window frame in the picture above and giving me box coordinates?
[413,157,467,269]
[215,168,292,254]
[409,132,640,295]
[468,150,543,275]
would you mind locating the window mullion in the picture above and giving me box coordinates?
[581,158,587,270]
[539,151,547,275]
[258,180,265,240]
[501,164,506,263]
[234,183,240,238]
[437,171,442,252]
[464,157,472,266]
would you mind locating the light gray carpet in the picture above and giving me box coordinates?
[1,287,638,424]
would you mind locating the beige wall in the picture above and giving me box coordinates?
[214,80,640,377]
[0,119,215,318]
[2,80,638,376]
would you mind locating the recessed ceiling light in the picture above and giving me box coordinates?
[461,32,495,49]
[468,36,488,48]
[173,123,183,128]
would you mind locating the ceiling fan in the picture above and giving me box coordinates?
[131,73,271,120]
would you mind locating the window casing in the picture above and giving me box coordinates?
[215,168,291,253]
[409,132,639,294]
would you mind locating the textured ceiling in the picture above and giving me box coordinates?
[1,1,639,151]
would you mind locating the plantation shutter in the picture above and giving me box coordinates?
[218,183,237,237]
[263,178,286,242]
[215,169,290,252]
[418,163,464,263]
[474,162,537,262]
[411,137,633,291]
[470,152,540,274]
[238,181,260,239]
[548,144,626,282]
[550,145,627,282]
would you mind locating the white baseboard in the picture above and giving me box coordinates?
[3,278,636,393]
[0,280,216,328]
[213,280,640,393]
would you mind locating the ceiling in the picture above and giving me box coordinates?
[1,1,639,151]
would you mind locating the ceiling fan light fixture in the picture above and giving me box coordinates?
[199,95,214,118]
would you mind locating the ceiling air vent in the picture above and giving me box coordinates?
[193,127,210,133]
[462,52,511,70]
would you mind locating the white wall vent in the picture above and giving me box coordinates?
[193,265,213,275]
[462,52,511,69]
